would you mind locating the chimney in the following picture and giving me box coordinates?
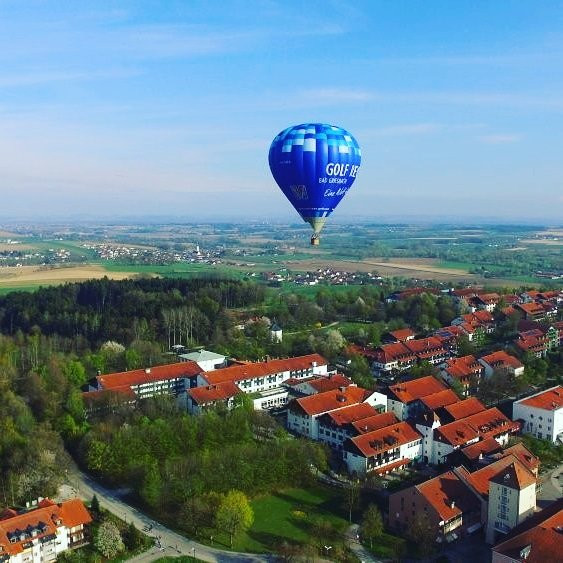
[312,361,317,367]
[450,500,455,509]
[145,368,151,374]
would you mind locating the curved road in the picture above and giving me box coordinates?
[71,468,277,563]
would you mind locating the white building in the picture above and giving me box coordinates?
[0,498,91,563]
[287,386,387,440]
[387,376,449,420]
[343,421,422,476]
[512,385,563,443]
[478,351,525,378]
[178,349,227,371]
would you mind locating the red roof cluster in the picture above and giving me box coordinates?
[97,361,201,392]
[188,381,241,405]
[204,354,327,385]
[291,385,372,416]
[388,376,447,404]
[351,411,399,434]
[387,328,415,342]
[443,355,483,381]
[347,421,421,457]
[323,403,379,427]
[420,389,460,411]
[307,373,352,393]
[435,407,518,447]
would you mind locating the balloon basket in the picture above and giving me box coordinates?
[310,235,320,246]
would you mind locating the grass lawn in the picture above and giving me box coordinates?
[207,485,348,553]
[365,532,407,559]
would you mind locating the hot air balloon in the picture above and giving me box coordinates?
[269,123,361,245]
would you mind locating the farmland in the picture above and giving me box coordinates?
[0,221,561,293]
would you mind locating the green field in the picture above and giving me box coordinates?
[206,485,348,553]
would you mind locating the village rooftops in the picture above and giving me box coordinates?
[372,342,416,364]
[203,353,327,385]
[440,397,486,421]
[492,442,540,475]
[351,411,399,434]
[516,302,548,316]
[492,499,563,562]
[96,361,201,392]
[346,421,421,457]
[322,402,379,427]
[306,373,352,393]
[460,436,503,461]
[388,375,447,405]
[479,350,524,371]
[416,470,480,523]
[458,455,535,498]
[434,407,518,447]
[187,381,241,405]
[0,498,91,556]
[387,328,415,342]
[291,385,372,417]
[403,336,446,355]
[516,385,563,411]
[443,355,483,379]
[420,389,460,411]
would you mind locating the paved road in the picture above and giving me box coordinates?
[537,463,563,507]
[71,469,278,563]
[345,524,384,563]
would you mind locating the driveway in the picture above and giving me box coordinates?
[537,463,563,507]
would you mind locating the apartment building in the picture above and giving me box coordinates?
[0,498,91,563]
[387,376,448,420]
[512,386,563,443]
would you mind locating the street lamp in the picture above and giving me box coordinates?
[192,547,196,561]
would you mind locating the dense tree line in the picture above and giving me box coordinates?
[0,277,265,346]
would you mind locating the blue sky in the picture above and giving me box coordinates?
[1,0,562,222]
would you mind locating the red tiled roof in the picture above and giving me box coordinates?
[416,471,480,522]
[420,389,460,411]
[389,376,447,404]
[517,386,563,411]
[352,412,399,434]
[404,336,446,355]
[435,407,517,447]
[204,354,327,385]
[479,350,524,371]
[324,403,378,426]
[492,505,563,561]
[494,442,540,474]
[372,342,416,364]
[443,355,483,380]
[388,328,415,341]
[0,499,91,556]
[460,437,503,461]
[347,422,421,457]
[188,381,241,405]
[97,361,201,391]
[516,302,546,316]
[307,374,352,393]
[292,385,372,416]
[462,455,533,497]
[491,460,536,490]
[442,397,486,420]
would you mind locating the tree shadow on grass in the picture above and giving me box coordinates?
[246,529,292,551]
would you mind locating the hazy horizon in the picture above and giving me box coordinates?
[2,1,563,221]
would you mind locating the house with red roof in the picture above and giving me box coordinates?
[283,373,352,397]
[492,499,563,562]
[343,421,422,476]
[383,328,416,343]
[0,498,91,562]
[440,355,484,396]
[388,470,481,542]
[478,350,524,378]
[287,385,387,440]
[430,407,520,465]
[515,302,550,321]
[454,454,537,543]
[512,386,563,443]
[469,292,501,313]
[387,376,448,420]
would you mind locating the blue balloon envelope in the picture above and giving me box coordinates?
[269,123,361,243]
